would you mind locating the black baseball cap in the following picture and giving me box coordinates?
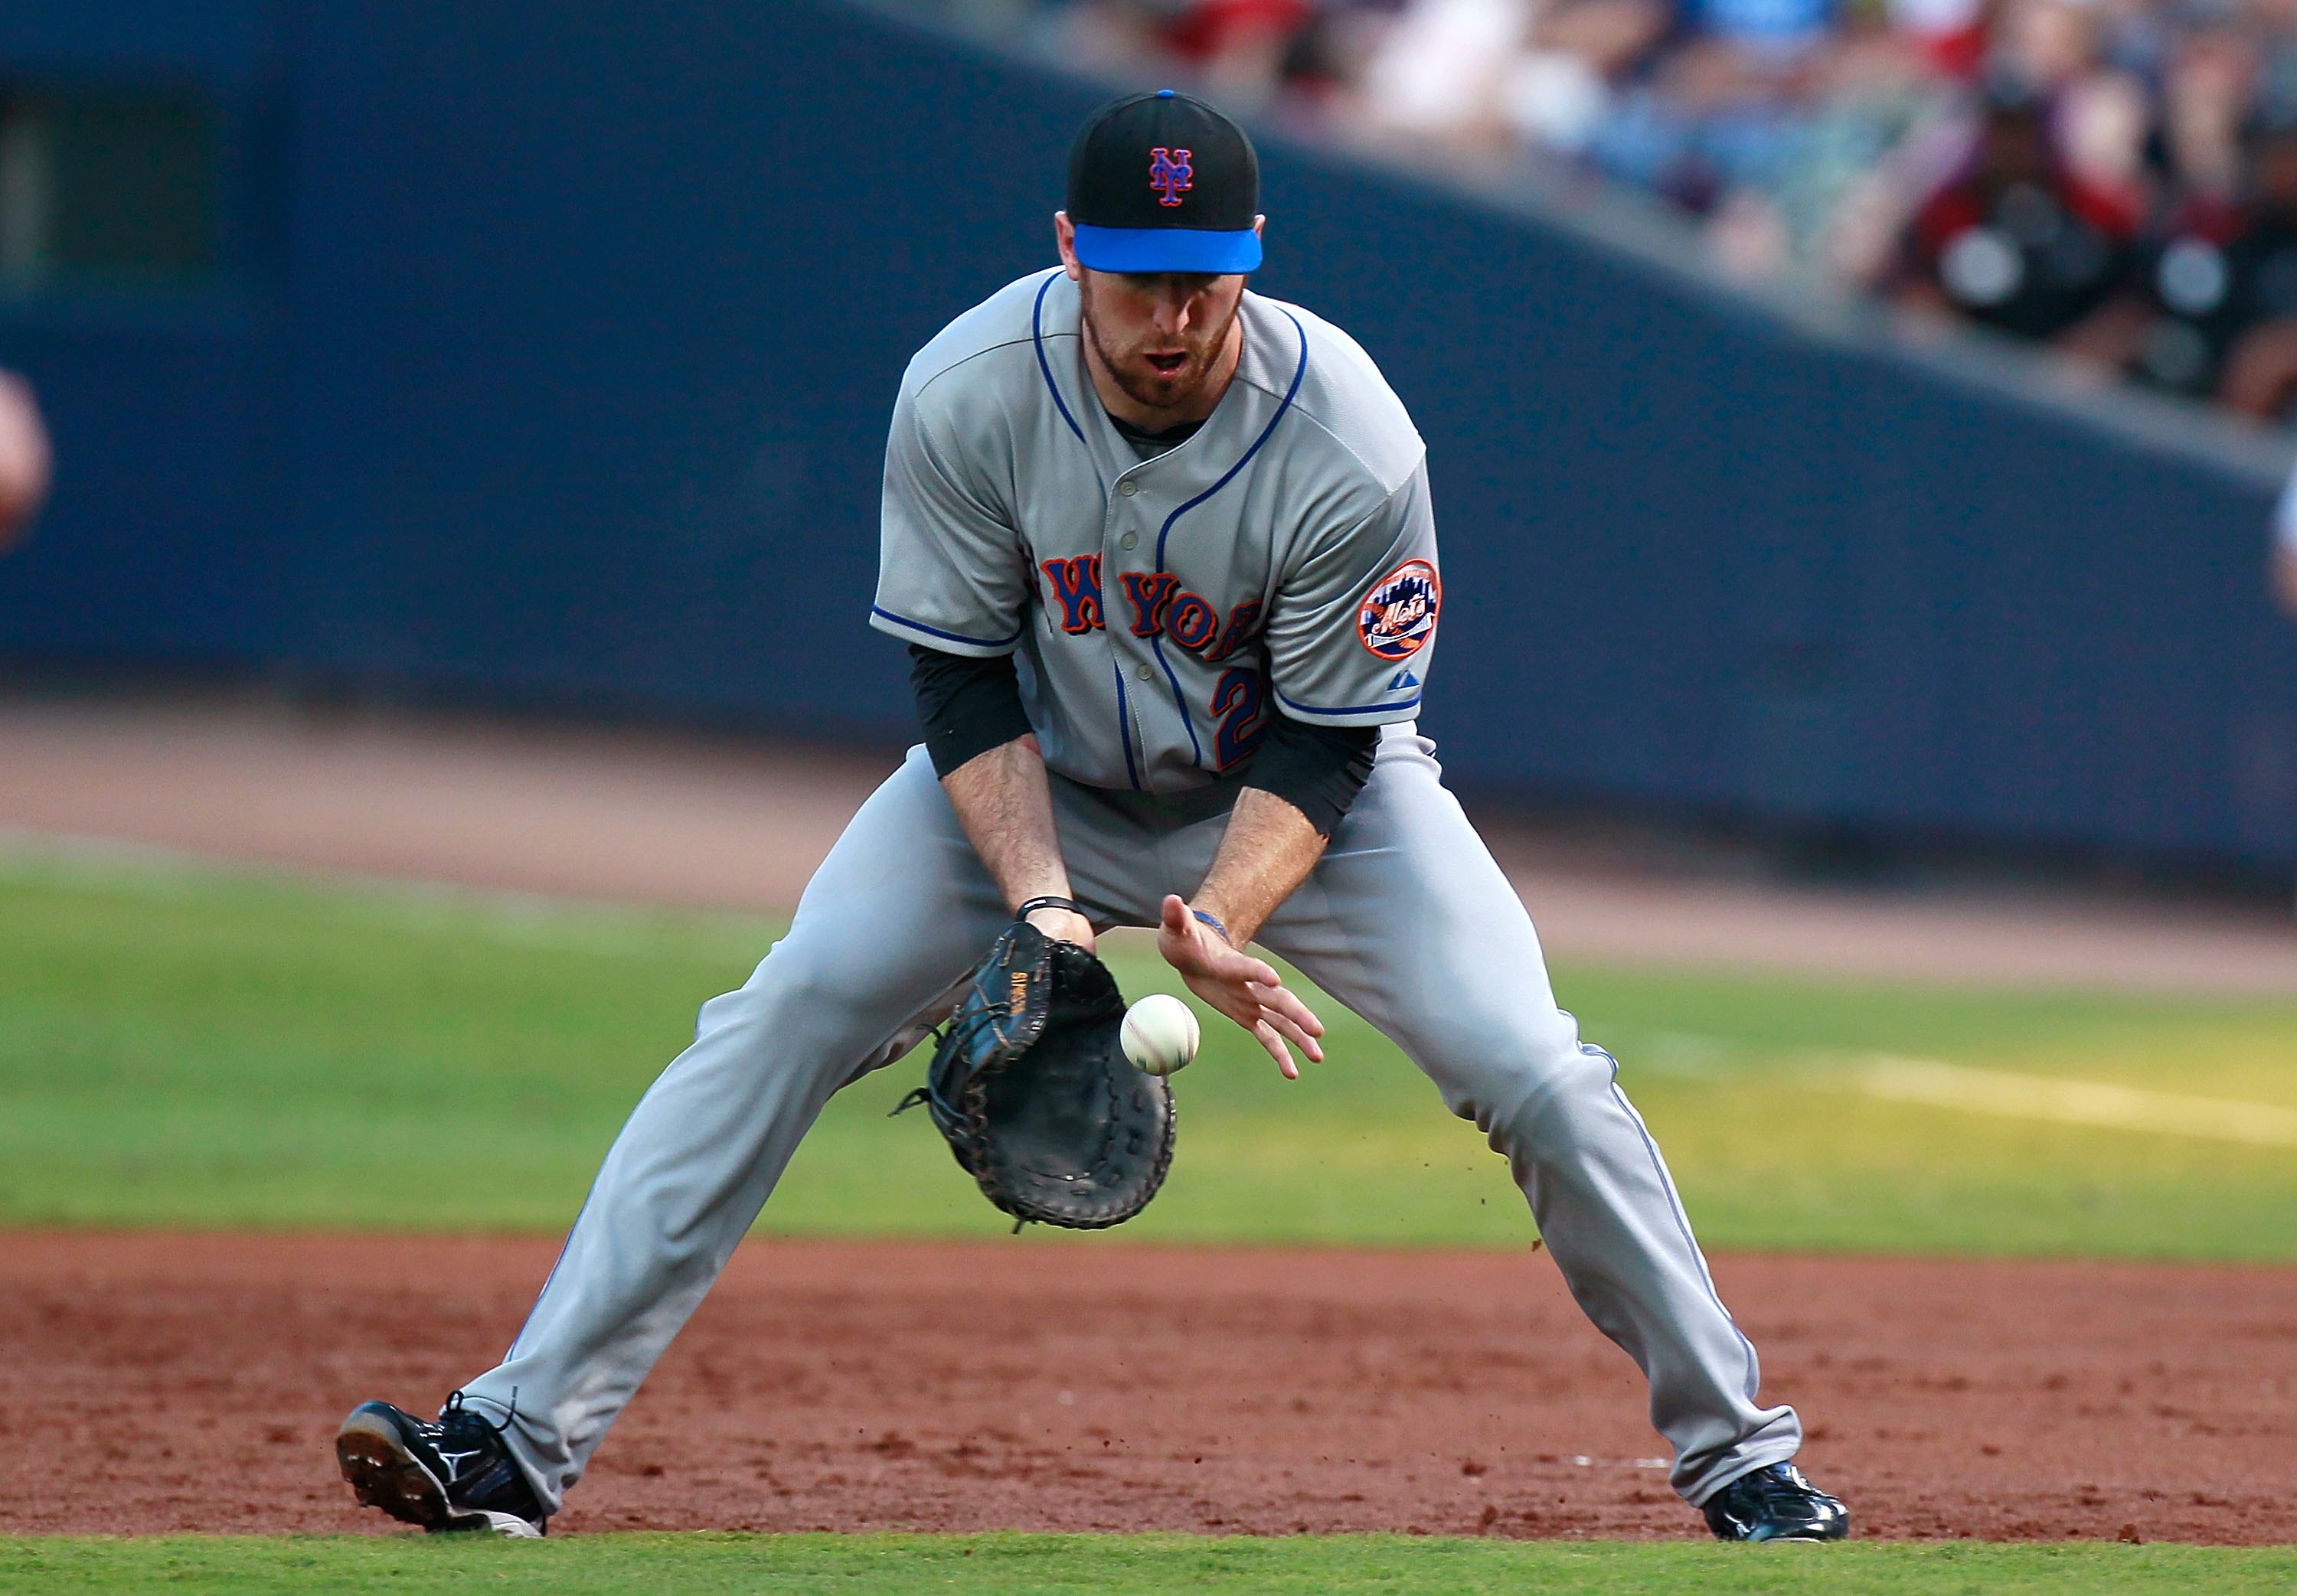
[1066,90,1262,275]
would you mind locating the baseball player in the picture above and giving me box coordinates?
[336,91,1849,1545]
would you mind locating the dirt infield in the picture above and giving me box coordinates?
[5,694,2295,1547]
[2,1232,2290,1544]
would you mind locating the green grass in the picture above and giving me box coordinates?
[5,847,2297,1258]
[1,1534,2290,1594]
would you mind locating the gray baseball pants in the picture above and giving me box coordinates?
[459,726,1800,1513]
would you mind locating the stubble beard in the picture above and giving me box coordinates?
[1080,285,1239,416]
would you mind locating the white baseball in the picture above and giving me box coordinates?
[1120,994,1199,1076]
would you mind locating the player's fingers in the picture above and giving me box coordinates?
[1252,1019,1299,1080]
[1195,978,1265,1038]
[1156,901,1198,961]
[1159,895,1191,937]
[1260,1006,1325,1063]
[1211,948,1280,987]
[1258,983,1324,1038]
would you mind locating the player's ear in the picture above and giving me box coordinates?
[1054,211,1083,281]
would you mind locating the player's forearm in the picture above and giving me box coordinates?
[1190,787,1328,948]
[940,736,1090,942]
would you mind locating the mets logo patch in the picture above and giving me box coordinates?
[1148,146,1193,207]
[1357,560,1440,661]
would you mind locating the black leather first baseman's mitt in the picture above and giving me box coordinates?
[897,909,1175,1229]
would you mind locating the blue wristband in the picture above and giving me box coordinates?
[1191,908,1232,945]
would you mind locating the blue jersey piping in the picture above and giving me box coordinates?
[1035,271,1139,765]
[1150,308,1309,767]
[1031,271,1088,447]
[1151,309,1310,571]
[871,605,1024,651]
[1273,684,1422,717]
[1112,660,1142,790]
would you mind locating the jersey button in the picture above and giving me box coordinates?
[1119,530,1139,550]
[1135,662,1155,681]
[1117,479,1139,498]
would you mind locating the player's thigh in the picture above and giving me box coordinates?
[704,746,1010,1065]
[1256,733,1582,1115]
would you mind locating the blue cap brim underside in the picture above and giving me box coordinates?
[1071,223,1262,274]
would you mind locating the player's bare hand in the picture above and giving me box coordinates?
[1156,893,1322,1079]
[1024,904,1096,952]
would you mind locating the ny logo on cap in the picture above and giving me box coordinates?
[1148,146,1193,207]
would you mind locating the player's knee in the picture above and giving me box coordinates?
[686,937,947,1108]
[1420,1006,1583,1117]
[1441,1028,1615,1161]
[691,942,861,1062]
[1498,1042,1633,1164]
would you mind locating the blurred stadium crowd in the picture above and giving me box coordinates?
[930,0,2297,421]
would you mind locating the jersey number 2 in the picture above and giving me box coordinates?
[1210,667,1269,771]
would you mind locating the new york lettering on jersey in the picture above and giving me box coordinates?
[1040,560,1260,664]
[873,269,1436,795]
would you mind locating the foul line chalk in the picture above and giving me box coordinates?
[1858,1055,2297,1147]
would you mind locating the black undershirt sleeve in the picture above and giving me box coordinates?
[909,643,1034,777]
[1241,715,1380,838]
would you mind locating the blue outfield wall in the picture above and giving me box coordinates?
[2,0,2295,867]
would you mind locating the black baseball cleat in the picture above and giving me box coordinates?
[1701,1461,1850,1542]
[335,1393,547,1537]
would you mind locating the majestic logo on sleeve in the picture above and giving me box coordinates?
[1148,147,1193,207]
[1357,560,1440,661]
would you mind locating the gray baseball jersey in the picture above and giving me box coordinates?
[871,269,1441,791]
[453,269,1804,1525]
